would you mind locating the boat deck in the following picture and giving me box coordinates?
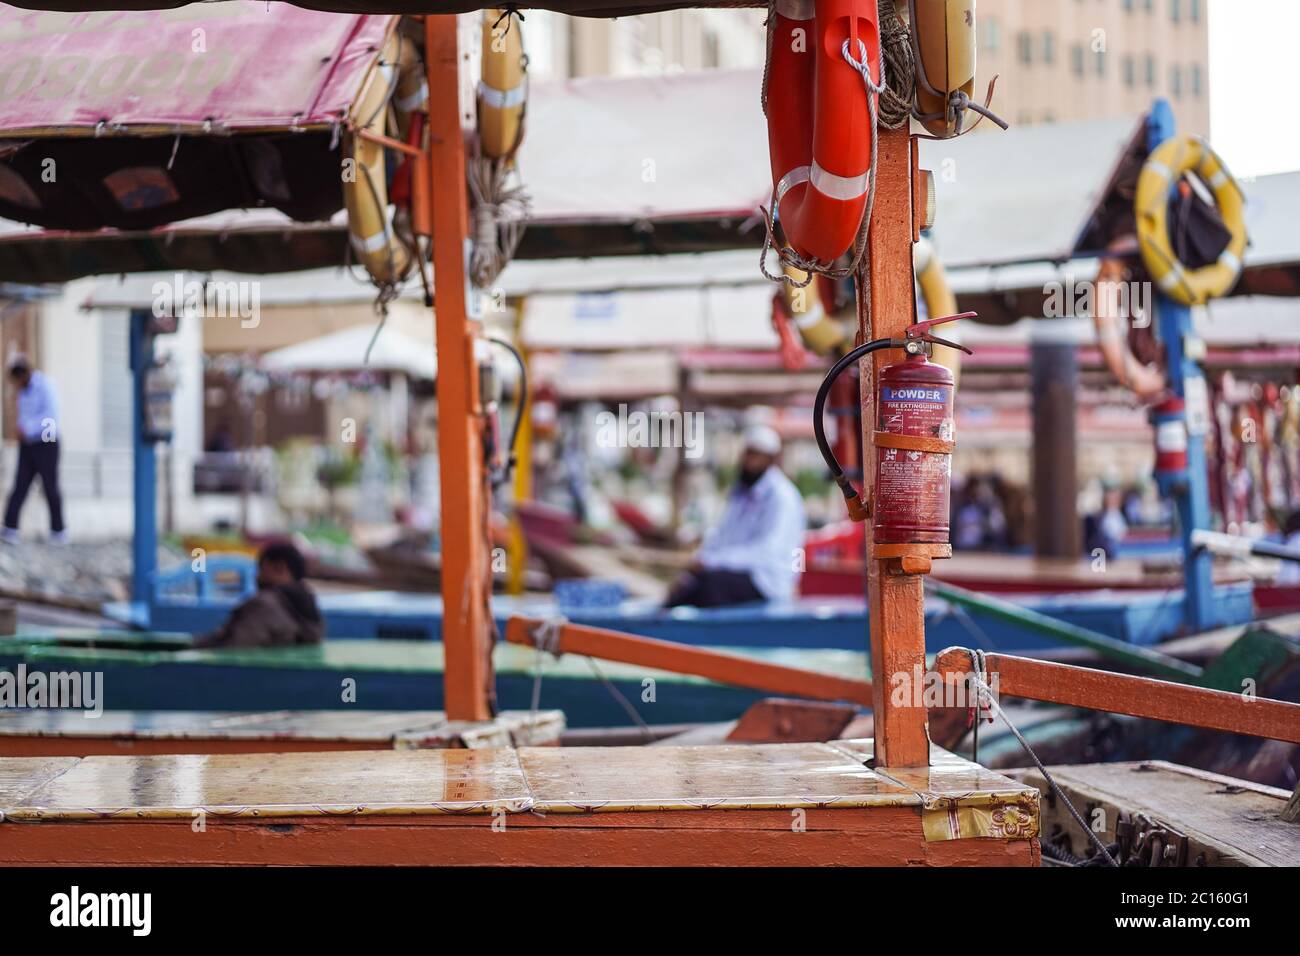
[0,709,566,756]
[1010,760,1300,867]
[0,740,1040,866]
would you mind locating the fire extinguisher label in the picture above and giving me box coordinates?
[875,380,955,544]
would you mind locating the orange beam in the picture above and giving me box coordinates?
[427,15,491,720]
[934,648,1300,744]
[859,128,930,767]
[503,617,873,706]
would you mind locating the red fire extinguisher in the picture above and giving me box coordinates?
[813,313,973,544]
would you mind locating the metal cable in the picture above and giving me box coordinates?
[967,648,1119,866]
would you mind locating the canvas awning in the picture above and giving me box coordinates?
[0,3,394,235]
[4,1,742,18]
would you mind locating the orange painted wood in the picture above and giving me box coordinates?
[0,811,1037,867]
[503,617,873,706]
[0,737,394,758]
[860,126,930,768]
[427,15,492,721]
[933,648,1300,744]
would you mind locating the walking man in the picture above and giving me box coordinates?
[3,355,65,542]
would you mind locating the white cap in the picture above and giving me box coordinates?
[742,424,782,456]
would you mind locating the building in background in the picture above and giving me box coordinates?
[977,0,1209,133]
[524,2,1209,135]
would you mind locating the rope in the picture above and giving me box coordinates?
[966,649,1119,866]
[526,616,653,740]
[528,616,565,721]
[468,153,530,289]
[875,0,915,129]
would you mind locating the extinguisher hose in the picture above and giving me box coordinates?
[813,337,896,511]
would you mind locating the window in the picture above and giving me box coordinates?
[983,17,1000,54]
[1094,48,1105,76]
[1123,0,1133,10]
[1017,31,1033,65]
[1122,55,1135,87]
[1145,54,1157,87]
[1071,43,1085,76]
[1042,31,1055,65]
[1144,0,1153,10]
[1171,0,1180,23]
[1190,63,1203,97]
[1190,0,1201,22]
[1170,64,1183,97]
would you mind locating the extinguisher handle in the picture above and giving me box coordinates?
[907,311,977,339]
[919,333,973,355]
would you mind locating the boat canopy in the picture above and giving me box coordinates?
[5,1,740,17]
[0,4,394,232]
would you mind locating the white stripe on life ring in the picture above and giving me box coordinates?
[1158,266,1184,292]
[478,80,526,110]
[1218,250,1241,275]
[1208,168,1229,189]
[350,230,390,254]
[776,0,814,20]
[776,165,810,206]
[396,80,428,113]
[810,159,869,201]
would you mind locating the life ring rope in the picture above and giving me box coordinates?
[760,26,886,286]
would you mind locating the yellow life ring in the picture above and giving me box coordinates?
[914,236,961,381]
[478,8,527,161]
[781,238,960,379]
[344,31,414,287]
[782,266,846,356]
[1135,136,1247,307]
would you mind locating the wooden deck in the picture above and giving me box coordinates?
[0,709,566,757]
[1010,761,1300,866]
[0,740,1040,866]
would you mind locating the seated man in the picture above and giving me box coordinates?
[196,542,325,648]
[666,425,806,608]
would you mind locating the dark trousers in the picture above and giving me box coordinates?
[665,568,765,609]
[5,440,64,533]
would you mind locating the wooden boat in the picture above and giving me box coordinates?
[0,740,1040,866]
[0,632,868,728]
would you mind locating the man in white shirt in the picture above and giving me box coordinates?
[3,356,66,543]
[666,424,806,607]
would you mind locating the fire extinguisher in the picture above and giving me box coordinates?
[813,312,974,543]
[1151,396,1190,493]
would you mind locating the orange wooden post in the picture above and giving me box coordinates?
[503,617,873,706]
[934,648,1300,744]
[427,15,492,721]
[859,128,930,768]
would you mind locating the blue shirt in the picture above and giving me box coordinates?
[696,466,807,601]
[16,370,58,443]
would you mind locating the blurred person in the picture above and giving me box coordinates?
[1278,510,1300,586]
[665,424,806,608]
[1085,483,1128,558]
[195,541,324,648]
[2,355,64,543]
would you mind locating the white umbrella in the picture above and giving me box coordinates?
[260,323,436,380]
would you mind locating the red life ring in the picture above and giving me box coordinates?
[766,0,881,264]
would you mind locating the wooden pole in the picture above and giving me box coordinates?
[503,617,873,706]
[859,128,930,767]
[933,648,1300,744]
[427,15,492,720]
